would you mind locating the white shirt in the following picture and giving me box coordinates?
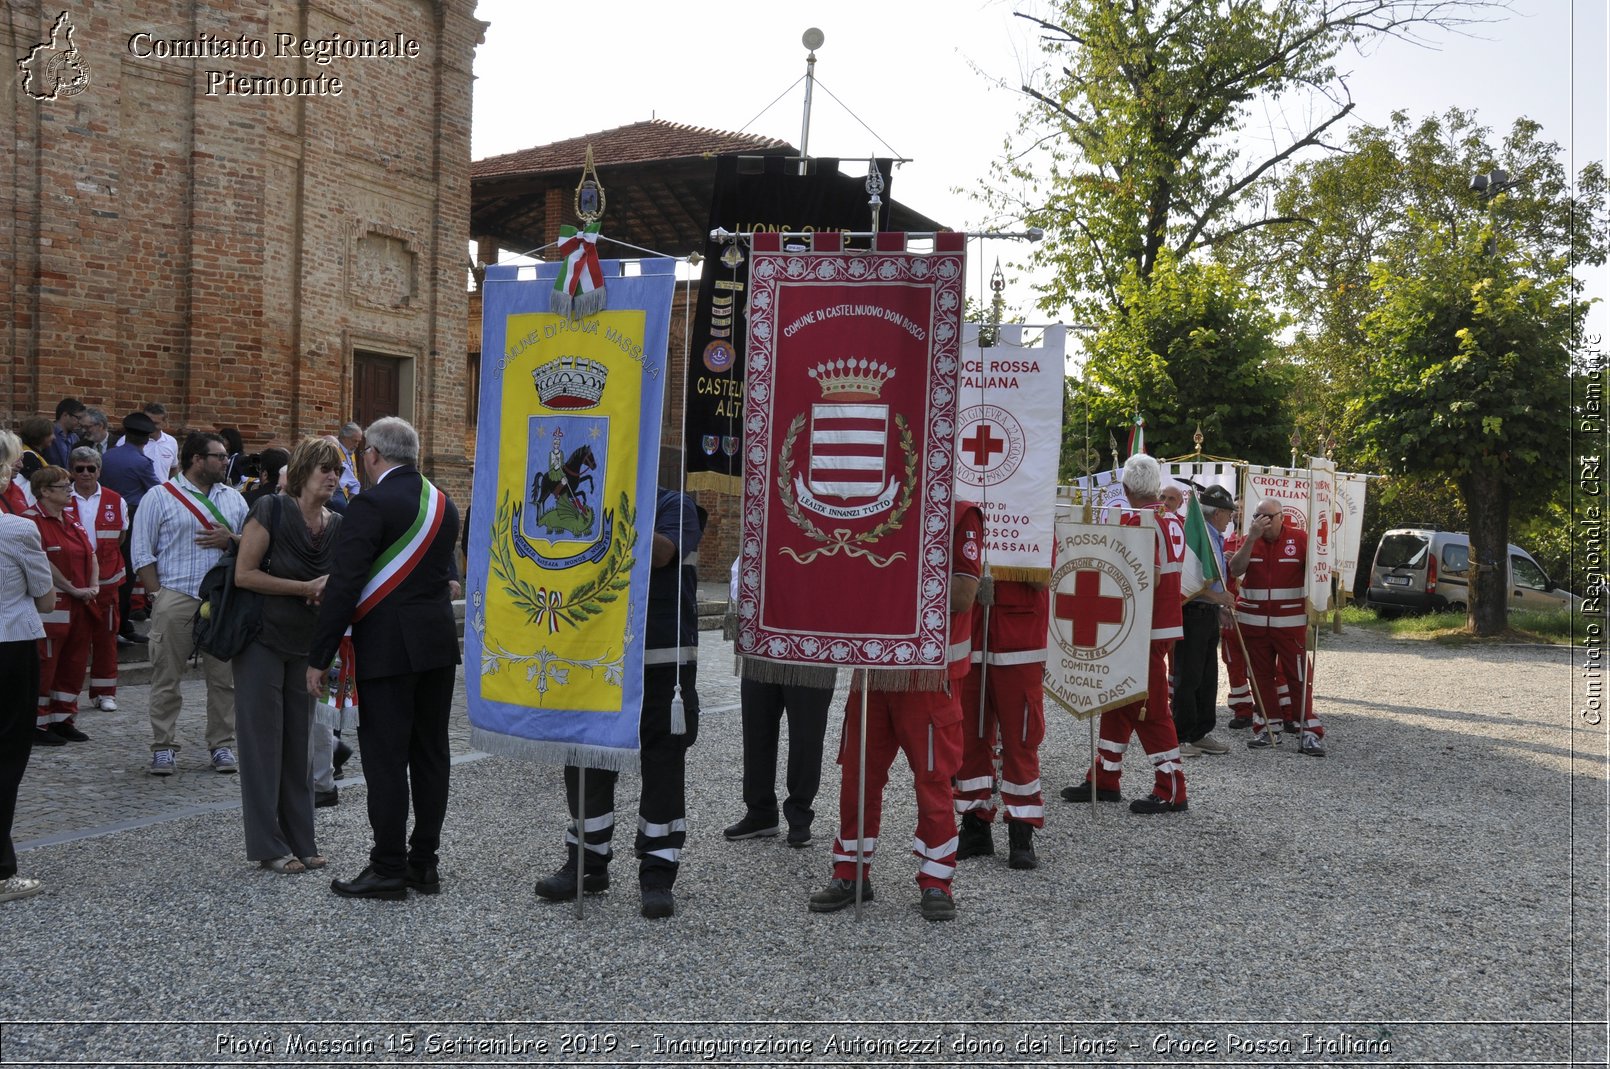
[130,474,248,599]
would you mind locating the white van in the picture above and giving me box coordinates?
[1367,528,1578,616]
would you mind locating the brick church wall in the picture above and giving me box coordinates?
[3,0,483,501]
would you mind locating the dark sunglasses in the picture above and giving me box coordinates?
[73,465,99,473]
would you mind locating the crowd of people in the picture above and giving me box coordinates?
[0,402,372,902]
[1,411,1323,923]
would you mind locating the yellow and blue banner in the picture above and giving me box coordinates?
[467,258,675,770]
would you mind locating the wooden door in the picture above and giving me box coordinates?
[353,352,401,429]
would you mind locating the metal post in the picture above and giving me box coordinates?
[574,764,586,920]
[798,29,823,176]
[854,679,869,917]
[1087,718,1098,819]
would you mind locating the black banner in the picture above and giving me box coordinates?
[684,155,894,493]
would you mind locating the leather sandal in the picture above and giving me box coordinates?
[260,856,306,874]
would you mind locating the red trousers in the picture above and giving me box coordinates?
[1244,626,1321,739]
[833,685,963,892]
[954,662,1045,827]
[88,584,120,699]
[1086,642,1186,804]
[1221,624,1254,714]
[38,603,92,726]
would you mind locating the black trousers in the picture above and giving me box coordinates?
[739,676,832,830]
[562,663,698,890]
[1171,603,1221,744]
[355,664,456,878]
[1,639,41,879]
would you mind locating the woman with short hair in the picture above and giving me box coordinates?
[23,466,98,746]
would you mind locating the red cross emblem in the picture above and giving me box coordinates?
[1055,569,1127,648]
[961,422,1006,468]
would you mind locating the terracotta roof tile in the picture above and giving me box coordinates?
[473,119,793,179]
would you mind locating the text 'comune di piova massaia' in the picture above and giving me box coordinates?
[126,30,422,97]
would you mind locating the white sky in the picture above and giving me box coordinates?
[471,0,1608,351]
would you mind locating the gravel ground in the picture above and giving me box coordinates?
[2,627,1604,1068]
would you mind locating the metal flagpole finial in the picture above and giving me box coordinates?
[866,161,884,232]
[1193,423,1204,454]
[1290,428,1303,467]
[990,260,1005,293]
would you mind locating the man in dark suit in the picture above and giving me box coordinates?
[306,417,461,900]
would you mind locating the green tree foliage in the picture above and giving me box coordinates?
[1068,251,1294,468]
[1257,110,1606,457]
[986,0,1508,315]
[1257,110,1604,634]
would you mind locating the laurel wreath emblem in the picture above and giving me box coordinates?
[776,412,916,567]
[490,491,635,630]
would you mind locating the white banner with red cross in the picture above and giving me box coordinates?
[1043,514,1156,721]
[1242,459,1336,612]
[953,323,1067,584]
[1334,471,1370,594]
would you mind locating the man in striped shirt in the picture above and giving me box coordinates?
[131,432,248,776]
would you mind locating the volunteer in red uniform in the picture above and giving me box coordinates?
[809,500,984,921]
[954,576,1049,870]
[25,466,98,745]
[1230,499,1324,755]
[1062,454,1189,813]
[68,448,127,712]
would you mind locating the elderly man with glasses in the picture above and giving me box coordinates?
[131,432,248,775]
[68,447,129,713]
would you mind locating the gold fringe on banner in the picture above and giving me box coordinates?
[991,566,1052,585]
[685,471,742,496]
[854,667,951,693]
[738,657,839,690]
[1046,686,1149,723]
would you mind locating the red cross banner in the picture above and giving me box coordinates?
[1044,514,1156,720]
[735,231,967,669]
[954,323,1066,583]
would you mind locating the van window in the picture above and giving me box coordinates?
[1441,543,1470,577]
[1376,534,1429,569]
[1511,555,1549,591]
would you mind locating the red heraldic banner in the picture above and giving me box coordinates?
[736,231,967,668]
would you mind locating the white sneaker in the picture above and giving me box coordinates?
[96,696,118,712]
[0,875,44,903]
[1194,732,1229,755]
[1178,742,1203,758]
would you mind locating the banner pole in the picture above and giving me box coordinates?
[1231,613,1280,749]
[854,678,869,918]
[1088,718,1098,819]
[575,764,586,920]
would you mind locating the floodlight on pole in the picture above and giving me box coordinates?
[799,28,823,176]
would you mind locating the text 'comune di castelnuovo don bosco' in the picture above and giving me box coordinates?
[126,31,421,97]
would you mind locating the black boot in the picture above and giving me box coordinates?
[1006,821,1038,870]
[533,845,609,901]
[956,811,994,859]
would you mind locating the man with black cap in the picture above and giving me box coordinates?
[1174,483,1236,757]
[100,413,161,645]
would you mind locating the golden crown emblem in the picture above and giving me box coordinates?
[532,356,609,410]
[807,357,896,401]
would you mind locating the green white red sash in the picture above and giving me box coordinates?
[162,479,228,530]
[353,477,446,621]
